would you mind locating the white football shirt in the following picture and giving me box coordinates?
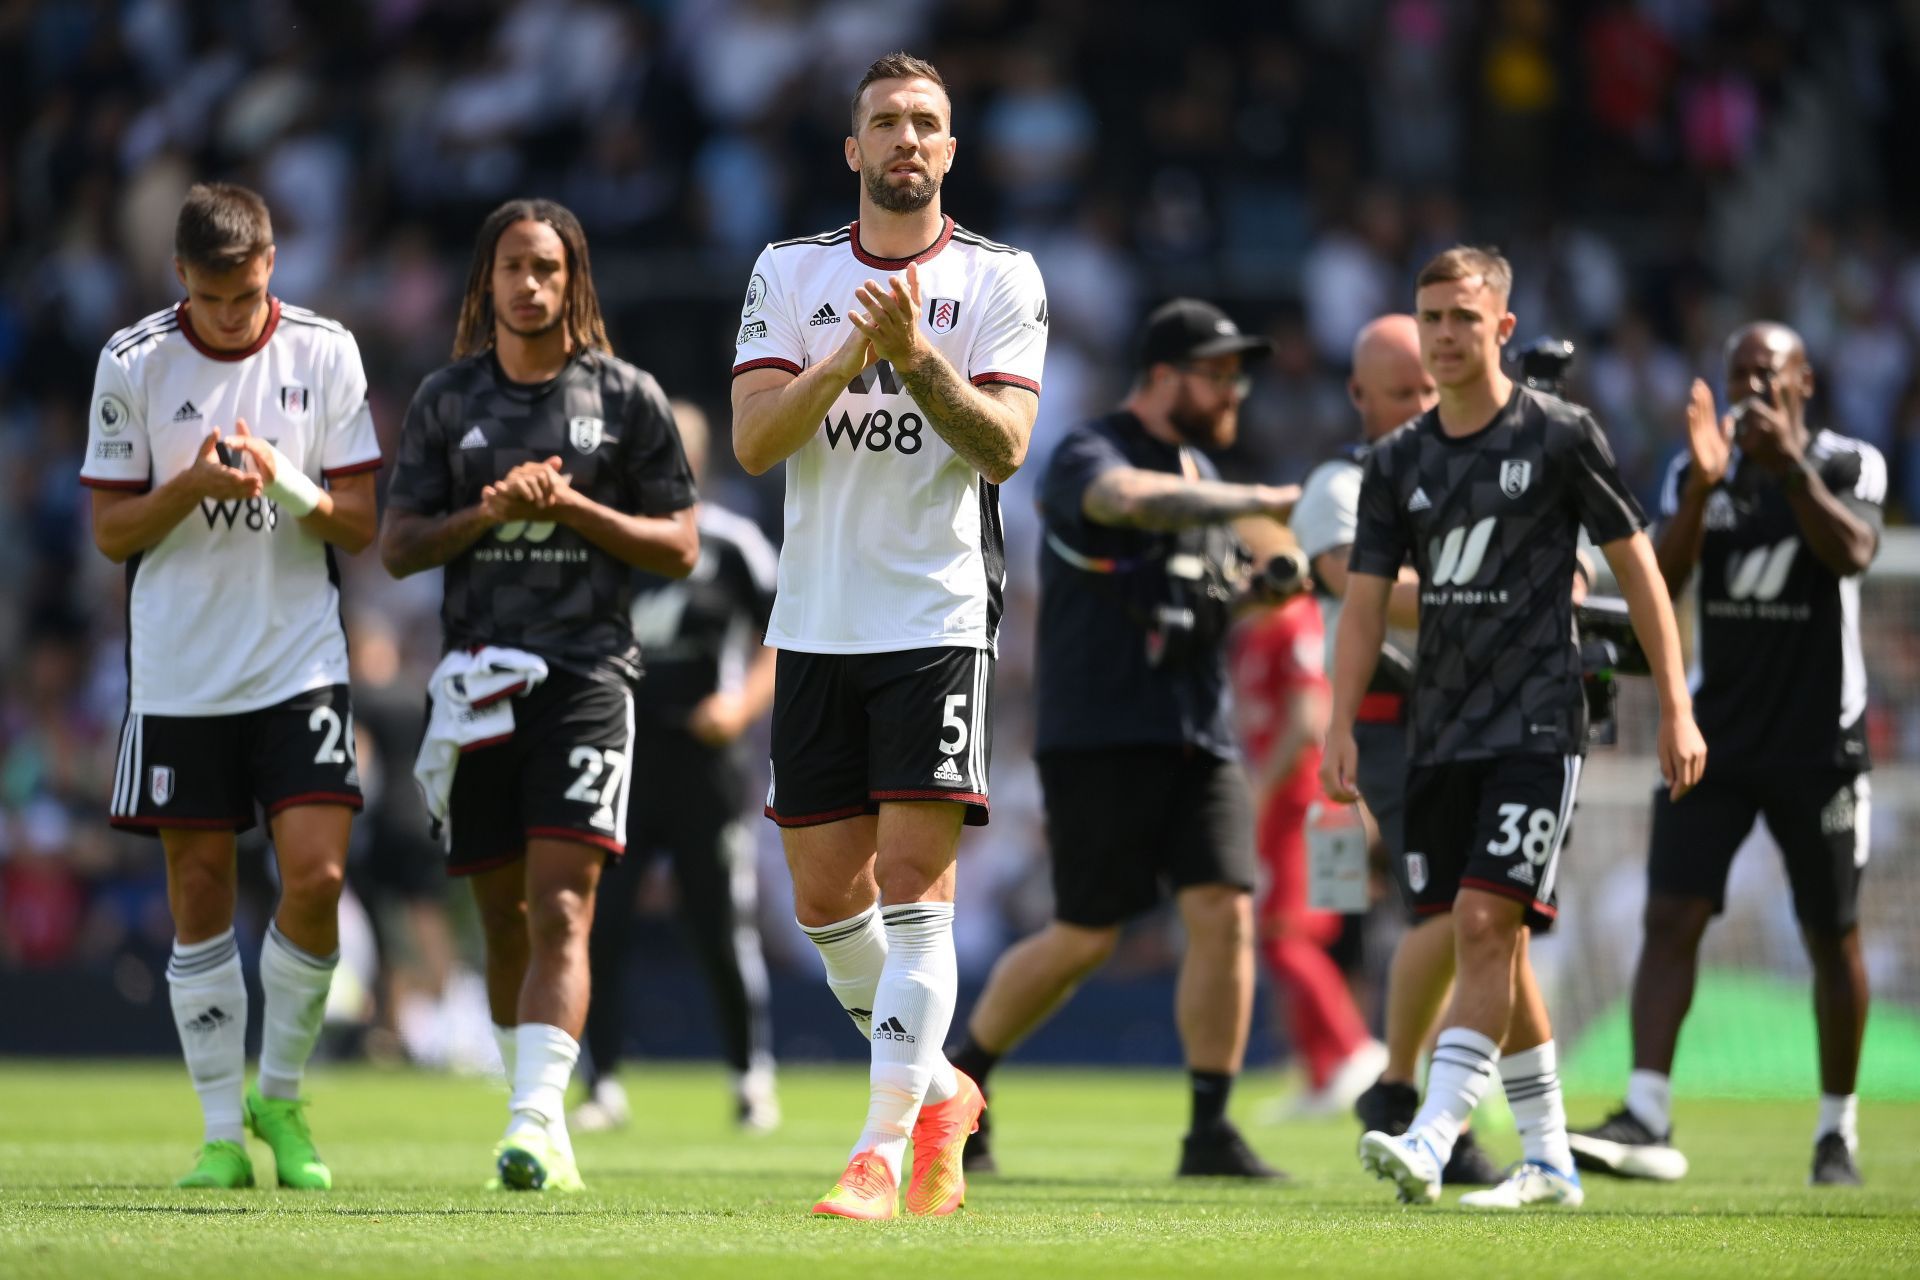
[733,216,1048,654]
[80,299,382,716]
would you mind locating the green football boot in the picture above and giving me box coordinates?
[245,1085,333,1189]
[492,1127,585,1193]
[176,1140,255,1189]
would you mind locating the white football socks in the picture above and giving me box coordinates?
[1626,1068,1673,1136]
[800,905,889,1041]
[1407,1027,1501,1165]
[1500,1040,1573,1173]
[257,922,338,1101]
[168,930,248,1144]
[855,903,961,1179]
[494,1023,518,1079]
[1817,1093,1858,1154]
[507,1023,580,1145]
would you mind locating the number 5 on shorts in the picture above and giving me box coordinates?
[940,694,968,757]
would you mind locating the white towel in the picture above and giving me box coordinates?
[414,646,550,831]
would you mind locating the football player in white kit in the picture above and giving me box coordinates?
[731,52,1047,1219]
[80,184,380,1190]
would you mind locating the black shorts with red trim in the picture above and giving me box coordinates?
[767,646,993,828]
[1403,752,1582,932]
[109,684,363,835]
[445,669,636,876]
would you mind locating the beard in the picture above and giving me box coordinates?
[1169,389,1234,449]
[864,160,940,214]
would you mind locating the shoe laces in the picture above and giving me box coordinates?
[265,1097,315,1141]
[839,1153,893,1199]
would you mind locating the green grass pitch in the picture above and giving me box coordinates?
[2,1062,1915,1278]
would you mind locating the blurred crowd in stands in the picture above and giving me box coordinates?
[3,0,1917,1066]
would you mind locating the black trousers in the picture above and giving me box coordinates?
[583,730,772,1082]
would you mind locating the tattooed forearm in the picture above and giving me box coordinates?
[1083,472,1298,531]
[898,348,1033,483]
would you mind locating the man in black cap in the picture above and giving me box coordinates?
[949,299,1297,1179]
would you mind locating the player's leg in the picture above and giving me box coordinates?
[950,746,1163,1174]
[1167,754,1282,1178]
[1763,771,1870,1185]
[119,707,256,1188]
[442,722,531,1075]
[241,684,362,1187]
[1459,931,1583,1208]
[851,800,973,1215]
[575,832,645,1132]
[1572,776,1748,1180]
[671,814,779,1129]
[246,802,353,1190]
[508,836,604,1128]
[160,826,253,1188]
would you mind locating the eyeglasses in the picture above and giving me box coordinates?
[1181,366,1252,398]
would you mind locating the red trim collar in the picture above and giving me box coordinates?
[176,297,280,362]
[850,215,954,269]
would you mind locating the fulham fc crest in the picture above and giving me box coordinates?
[928,297,962,334]
[1405,853,1428,893]
[568,417,605,453]
[1500,460,1532,499]
[279,385,310,415]
[150,766,175,807]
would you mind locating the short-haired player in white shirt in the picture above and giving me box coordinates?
[80,183,381,1191]
[731,51,1047,1219]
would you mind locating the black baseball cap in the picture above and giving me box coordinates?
[1136,298,1274,369]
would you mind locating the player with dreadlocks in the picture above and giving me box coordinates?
[381,198,699,1191]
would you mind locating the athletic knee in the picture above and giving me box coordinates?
[1181,885,1252,949]
[526,885,594,954]
[1802,925,1861,972]
[1452,898,1519,963]
[1048,923,1120,976]
[278,854,345,910]
[1642,894,1713,952]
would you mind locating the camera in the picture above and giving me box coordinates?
[1254,548,1309,601]
[1577,596,1647,747]
[1516,336,1576,398]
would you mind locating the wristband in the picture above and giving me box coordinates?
[261,442,324,517]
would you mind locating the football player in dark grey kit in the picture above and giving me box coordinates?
[1326,246,1706,1209]
[380,198,698,1191]
[1571,324,1884,1188]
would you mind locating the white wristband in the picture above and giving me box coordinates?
[262,442,324,518]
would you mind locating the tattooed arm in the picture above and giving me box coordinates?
[1082,469,1300,532]
[849,261,1038,484]
[895,348,1037,484]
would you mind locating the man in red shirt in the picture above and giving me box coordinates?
[1231,593,1383,1109]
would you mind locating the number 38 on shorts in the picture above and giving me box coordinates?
[1403,754,1582,931]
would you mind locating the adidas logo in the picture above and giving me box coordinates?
[809,302,840,327]
[182,1006,234,1034]
[872,1016,916,1044]
[173,401,203,423]
[1508,861,1537,886]
[933,757,964,785]
[458,426,488,450]
[1408,487,1432,513]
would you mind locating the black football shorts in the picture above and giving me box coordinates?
[767,646,993,827]
[445,670,636,874]
[109,684,363,834]
[1403,752,1582,931]
[1648,768,1868,934]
